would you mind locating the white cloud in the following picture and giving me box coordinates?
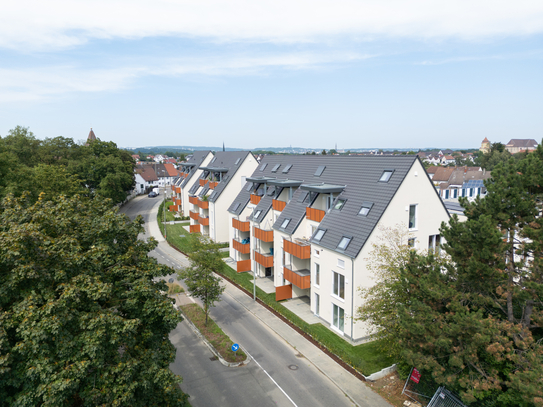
[1,0,543,51]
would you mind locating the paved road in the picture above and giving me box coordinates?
[121,194,357,407]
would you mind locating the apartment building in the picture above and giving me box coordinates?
[228,155,449,342]
[187,151,258,242]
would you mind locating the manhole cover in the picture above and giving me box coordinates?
[288,365,298,370]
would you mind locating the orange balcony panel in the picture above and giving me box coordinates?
[275,285,292,301]
[272,199,286,212]
[253,227,274,242]
[306,207,325,222]
[283,266,311,290]
[189,211,199,220]
[199,216,209,226]
[189,196,198,205]
[169,204,179,212]
[284,239,311,259]
[197,199,209,209]
[199,179,208,187]
[175,186,181,194]
[232,239,250,254]
[189,224,200,233]
[237,259,251,273]
[254,251,274,268]
[171,185,176,191]
[232,218,250,232]
[208,181,218,189]
[250,194,261,205]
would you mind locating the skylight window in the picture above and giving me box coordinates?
[259,163,267,171]
[282,164,293,173]
[379,170,394,182]
[271,164,281,173]
[233,202,240,211]
[337,237,352,251]
[211,157,216,163]
[281,218,290,229]
[314,165,326,177]
[314,229,325,241]
[333,199,346,210]
[298,191,309,203]
[358,202,374,216]
[254,210,262,218]
[235,158,241,165]
[246,183,253,192]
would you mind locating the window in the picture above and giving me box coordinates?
[453,189,458,198]
[235,158,241,165]
[408,238,416,248]
[282,164,292,173]
[337,259,345,269]
[314,294,320,316]
[428,234,441,254]
[314,165,326,177]
[469,188,474,197]
[280,218,290,229]
[271,164,281,173]
[246,183,253,192]
[233,202,240,211]
[409,204,417,230]
[298,190,309,203]
[462,189,466,197]
[333,271,345,299]
[259,163,267,171]
[314,249,320,257]
[314,229,325,241]
[379,170,393,182]
[358,202,373,216]
[211,157,216,163]
[254,210,262,218]
[337,237,351,251]
[333,199,346,211]
[332,304,344,332]
[315,263,320,286]
[445,190,449,199]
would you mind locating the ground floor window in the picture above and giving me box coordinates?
[332,304,344,332]
[315,293,320,316]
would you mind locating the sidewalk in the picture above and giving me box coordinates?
[152,207,392,407]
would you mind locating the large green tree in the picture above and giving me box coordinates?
[0,194,188,406]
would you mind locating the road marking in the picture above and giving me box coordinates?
[245,350,299,407]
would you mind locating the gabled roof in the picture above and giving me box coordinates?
[425,166,439,175]
[179,151,213,188]
[202,151,254,203]
[506,139,538,148]
[163,163,178,177]
[137,165,158,182]
[432,167,455,182]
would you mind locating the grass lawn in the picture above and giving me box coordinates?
[181,303,247,363]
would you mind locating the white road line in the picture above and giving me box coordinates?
[245,350,298,407]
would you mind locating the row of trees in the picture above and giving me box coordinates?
[359,143,543,406]
[0,126,135,205]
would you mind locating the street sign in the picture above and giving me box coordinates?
[231,344,239,352]
[410,368,421,383]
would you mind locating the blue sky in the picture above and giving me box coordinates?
[1,0,542,150]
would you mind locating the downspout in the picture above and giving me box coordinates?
[351,257,355,340]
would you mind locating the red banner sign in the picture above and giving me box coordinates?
[410,368,421,384]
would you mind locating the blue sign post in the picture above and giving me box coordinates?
[231,343,239,353]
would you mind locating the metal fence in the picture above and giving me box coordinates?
[427,387,467,407]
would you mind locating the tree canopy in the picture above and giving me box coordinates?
[0,194,188,406]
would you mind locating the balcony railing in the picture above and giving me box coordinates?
[175,186,181,194]
[171,185,176,191]
[189,196,198,205]
[250,194,261,205]
[197,199,209,209]
[283,266,311,289]
[232,218,250,232]
[189,224,200,233]
[253,226,274,242]
[232,239,250,254]
[208,181,218,189]
[198,215,209,226]
[199,179,208,187]
[189,211,199,220]
[254,250,274,267]
[272,199,286,211]
[168,204,179,212]
[283,239,311,259]
[237,259,251,273]
[306,207,325,222]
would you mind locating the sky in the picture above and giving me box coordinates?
[1,1,542,150]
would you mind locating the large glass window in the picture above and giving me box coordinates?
[337,237,351,251]
[333,271,345,299]
[315,294,320,316]
[409,204,417,230]
[379,170,393,182]
[315,263,320,286]
[332,304,344,332]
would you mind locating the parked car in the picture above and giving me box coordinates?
[148,191,158,198]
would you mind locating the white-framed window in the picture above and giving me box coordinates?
[332,304,344,332]
[337,259,345,269]
[428,234,441,254]
[379,170,394,182]
[314,229,325,241]
[281,218,290,229]
[332,271,345,300]
[314,249,320,258]
[408,238,416,248]
[337,237,351,251]
[409,204,417,230]
[315,293,320,316]
[315,263,320,286]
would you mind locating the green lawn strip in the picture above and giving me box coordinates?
[181,303,246,363]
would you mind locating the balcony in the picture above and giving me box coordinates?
[253,226,274,242]
[189,196,198,205]
[237,259,251,273]
[250,194,261,205]
[272,199,286,212]
[284,239,311,259]
[189,210,199,220]
[169,204,179,212]
[175,186,181,194]
[283,266,311,289]
[197,199,209,209]
[171,185,176,191]
[198,215,209,226]
[306,207,325,222]
[254,250,274,268]
[232,238,250,254]
[199,179,208,187]
[232,218,250,232]
[190,224,200,233]
[208,181,218,189]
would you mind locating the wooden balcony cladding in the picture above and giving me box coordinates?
[272,199,286,212]
[254,251,274,268]
[169,204,179,212]
[237,259,251,273]
[232,239,250,254]
[189,211,199,220]
[275,285,292,301]
[171,185,176,191]
[250,194,261,205]
[253,227,274,242]
[197,199,209,209]
[283,239,311,259]
[306,207,325,222]
[232,218,250,232]
[189,224,200,233]
[208,181,218,189]
[283,267,310,290]
[175,186,181,194]
[189,196,198,205]
[199,179,208,187]
[198,216,209,226]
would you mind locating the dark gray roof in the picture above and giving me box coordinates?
[248,196,274,223]
[444,201,465,215]
[274,188,310,235]
[180,151,212,188]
